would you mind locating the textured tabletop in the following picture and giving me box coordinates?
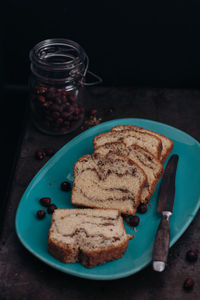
[1,87,200,300]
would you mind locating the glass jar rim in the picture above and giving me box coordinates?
[29,38,88,72]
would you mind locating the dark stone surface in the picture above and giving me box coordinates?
[0,87,200,300]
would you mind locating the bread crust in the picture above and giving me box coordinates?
[142,166,163,203]
[48,239,78,263]
[95,142,164,204]
[111,125,173,163]
[160,142,173,163]
[47,209,134,268]
[93,129,162,160]
[48,235,132,268]
[79,236,131,268]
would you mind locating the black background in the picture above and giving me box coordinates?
[2,1,200,205]
[3,0,200,87]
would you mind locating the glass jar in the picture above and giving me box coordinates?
[29,39,89,135]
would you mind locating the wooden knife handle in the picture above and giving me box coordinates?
[152,213,170,263]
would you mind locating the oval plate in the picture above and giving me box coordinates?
[15,118,200,280]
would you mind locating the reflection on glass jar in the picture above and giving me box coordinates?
[29,39,88,135]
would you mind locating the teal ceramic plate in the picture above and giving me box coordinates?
[15,118,200,280]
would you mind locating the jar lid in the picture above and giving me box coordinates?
[30,39,88,83]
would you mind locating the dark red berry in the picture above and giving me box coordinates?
[62,111,70,119]
[137,203,148,214]
[47,204,57,214]
[183,278,194,290]
[125,215,140,227]
[186,250,198,262]
[55,97,62,105]
[50,104,61,112]
[61,181,71,192]
[37,96,46,103]
[39,197,51,207]
[35,85,47,95]
[47,87,56,99]
[42,101,52,109]
[56,88,63,93]
[35,151,46,160]
[60,95,67,103]
[37,210,46,219]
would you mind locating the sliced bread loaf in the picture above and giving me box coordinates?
[111,125,173,163]
[71,152,147,215]
[95,142,163,203]
[93,130,162,160]
[48,208,133,268]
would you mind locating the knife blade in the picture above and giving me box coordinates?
[152,154,179,272]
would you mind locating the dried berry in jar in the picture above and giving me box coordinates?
[31,85,85,134]
[29,39,88,135]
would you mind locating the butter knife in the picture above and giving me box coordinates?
[152,154,179,272]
